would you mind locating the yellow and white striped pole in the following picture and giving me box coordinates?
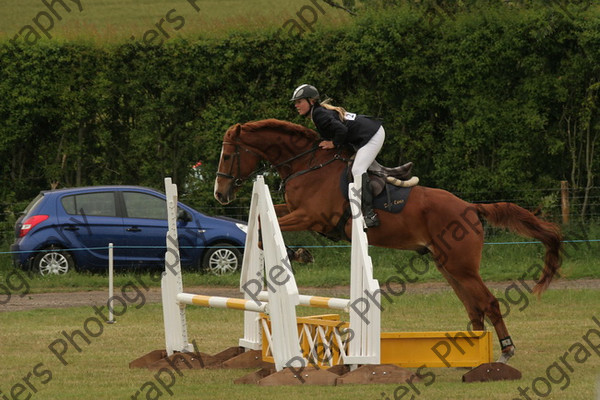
[177,293,268,313]
[257,291,350,312]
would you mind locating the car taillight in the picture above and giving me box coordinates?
[19,215,49,237]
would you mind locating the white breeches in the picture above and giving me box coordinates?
[351,126,385,176]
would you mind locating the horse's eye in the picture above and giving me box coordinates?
[223,154,231,161]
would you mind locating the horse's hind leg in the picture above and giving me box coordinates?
[437,267,485,330]
[439,264,515,363]
[467,276,515,363]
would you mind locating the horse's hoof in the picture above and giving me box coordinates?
[293,248,314,263]
[496,346,515,364]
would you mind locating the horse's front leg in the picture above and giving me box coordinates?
[268,205,314,263]
[277,209,316,231]
[273,203,291,218]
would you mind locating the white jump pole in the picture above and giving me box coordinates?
[107,242,115,324]
[176,293,269,313]
[256,292,350,312]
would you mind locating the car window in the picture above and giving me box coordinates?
[123,192,167,220]
[22,194,44,216]
[61,192,117,217]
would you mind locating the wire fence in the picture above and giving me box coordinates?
[1,185,599,250]
[455,186,600,222]
[186,185,600,223]
[2,237,600,256]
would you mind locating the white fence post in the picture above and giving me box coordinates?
[162,178,193,355]
[108,243,115,324]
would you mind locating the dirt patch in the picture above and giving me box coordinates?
[2,279,599,313]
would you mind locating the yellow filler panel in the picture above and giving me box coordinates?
[380,331,493,368]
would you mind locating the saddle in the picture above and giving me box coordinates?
[342,156,419,197]
[329,160,418,242]
[340,158,418,213]
[366,160,419,197]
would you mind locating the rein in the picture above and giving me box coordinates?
[278,152,347,190]
[217,140,347,189]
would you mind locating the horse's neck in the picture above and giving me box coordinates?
[244,130,314,166]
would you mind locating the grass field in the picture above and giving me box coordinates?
[0,0,351,42]
[1,288,599,399]
[2,227,598,400]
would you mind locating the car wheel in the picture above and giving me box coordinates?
[202,243,242,275]
[33,247,74,276]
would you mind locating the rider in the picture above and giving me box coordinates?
[290,84,384,228]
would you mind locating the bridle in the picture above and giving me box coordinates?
[216,140,330,188]
[216,141,264,187]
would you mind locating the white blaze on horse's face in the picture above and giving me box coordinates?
[214,145,236,205]
[214,147,225,202]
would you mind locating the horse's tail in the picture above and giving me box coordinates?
[475,202,563,296]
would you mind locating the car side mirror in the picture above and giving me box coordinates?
[177,209,192,223]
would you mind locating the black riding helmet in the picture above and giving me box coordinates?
[290,84,320,102]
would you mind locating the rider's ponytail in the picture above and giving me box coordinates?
[319,98,347,121]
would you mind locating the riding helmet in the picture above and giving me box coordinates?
[290,84,320,102]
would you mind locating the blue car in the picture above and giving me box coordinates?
[11,186,247,275]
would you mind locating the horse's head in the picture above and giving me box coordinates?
[214,123,263,204]
[214,119,321,204]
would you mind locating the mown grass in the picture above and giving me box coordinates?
[0,289,598,399]
[0,0,351,42]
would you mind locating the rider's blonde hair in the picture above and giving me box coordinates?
[319,98,347,121]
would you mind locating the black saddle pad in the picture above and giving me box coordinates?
[339,169,412,214]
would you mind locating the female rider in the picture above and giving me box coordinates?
[290,84,384,228]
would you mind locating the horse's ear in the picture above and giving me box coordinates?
[233,123,242,138]
[225,123,242,140]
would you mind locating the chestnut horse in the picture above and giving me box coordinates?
[214,119,563,363]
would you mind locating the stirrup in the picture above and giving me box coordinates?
[364,211,380,228]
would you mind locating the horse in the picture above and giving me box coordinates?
[213,119,563,363]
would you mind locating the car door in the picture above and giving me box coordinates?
[58,191,128,268]
[120,190,195,267]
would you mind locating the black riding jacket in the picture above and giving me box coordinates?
[311,104,382,149]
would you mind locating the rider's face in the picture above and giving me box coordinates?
[294,98,313,116]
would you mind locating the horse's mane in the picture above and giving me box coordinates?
[241,119,319,141]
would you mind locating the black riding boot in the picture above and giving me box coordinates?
[361,173,380,228]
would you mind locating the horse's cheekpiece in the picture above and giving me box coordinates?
[340,167,414,214]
